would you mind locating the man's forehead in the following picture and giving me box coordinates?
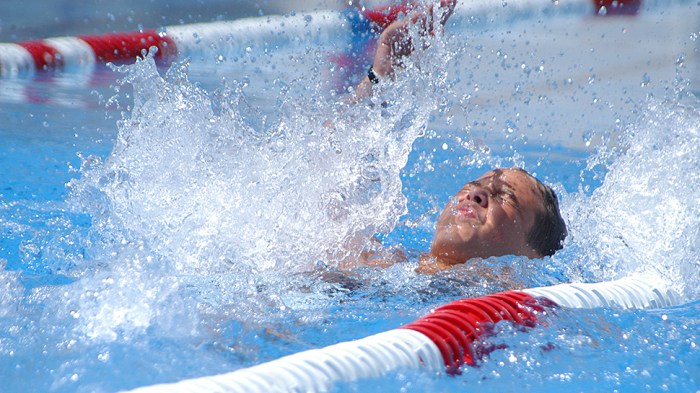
[476,168,503,181]
[477,168,521,184]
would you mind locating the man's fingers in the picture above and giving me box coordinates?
[439,0,457,25]
[373,1,457,74]
[440,0,458,10]
[408,0,457,36]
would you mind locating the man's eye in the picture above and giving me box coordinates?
[494,189,515,204]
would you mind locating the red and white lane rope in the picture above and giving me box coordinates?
[0,11,347,77]
[125,276,680,393]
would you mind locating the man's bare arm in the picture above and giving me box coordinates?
[350,0,457,102]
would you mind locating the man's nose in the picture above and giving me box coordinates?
[466,187,489,208]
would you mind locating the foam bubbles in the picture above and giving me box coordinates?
[0,259,22,319]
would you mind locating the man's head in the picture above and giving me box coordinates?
[430,167,566,265]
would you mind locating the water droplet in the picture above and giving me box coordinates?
[505,119,517,134]
[513,83,522,95]
[98,351,110,362]
[675,54,685,66]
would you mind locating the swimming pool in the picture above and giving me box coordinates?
[1,0,699,392]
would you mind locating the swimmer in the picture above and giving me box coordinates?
[341,1,567,273]
[415,167,567,273]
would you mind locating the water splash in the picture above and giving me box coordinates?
[63,21,455,340]
[565,95,700,299]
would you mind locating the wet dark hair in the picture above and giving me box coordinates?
[516,168,568,257]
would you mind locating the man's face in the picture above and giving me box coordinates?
[430,168,543,264]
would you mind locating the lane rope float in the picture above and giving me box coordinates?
[0,11,347,77]
[124,276,681,393]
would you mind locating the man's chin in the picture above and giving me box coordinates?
[429,243,474,265]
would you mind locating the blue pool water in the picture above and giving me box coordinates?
[1,1,699,392]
